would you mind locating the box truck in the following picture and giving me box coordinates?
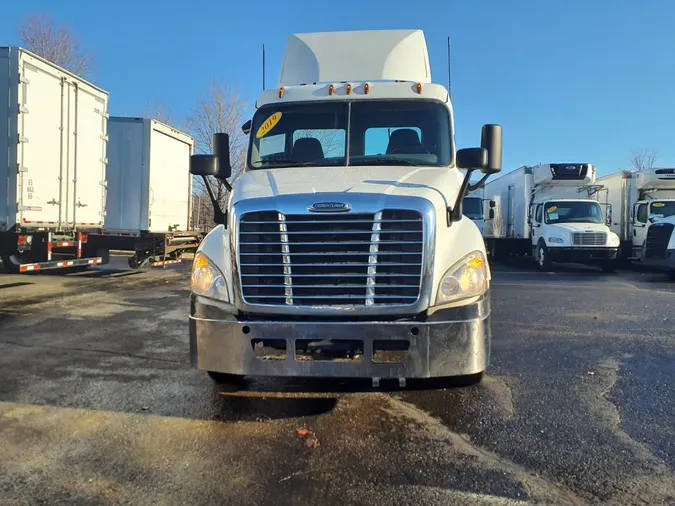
[462,187,494,235]
[482,163,620,271]
[642,215,675,278]
[187,29,503,387]
[0,47,109,273]
[89,117,202,268]
[594,168,675,261]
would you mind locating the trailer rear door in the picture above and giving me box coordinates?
[17,57,65,227]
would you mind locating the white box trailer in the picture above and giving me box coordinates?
[482,163,621,271]
[90,117,202,268]
[0,47,109,273]
[595,168,675,260]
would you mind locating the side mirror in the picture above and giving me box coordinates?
[527,215,532,225]
[190,154,219,176]
[212,133,232,179]
[488,208,495,220]
[480,124,503,174]
[457,147,488,170]
[489,200,496,208]
[241,120,252,135]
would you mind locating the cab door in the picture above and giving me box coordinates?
[632,201,649,251]
[530,203,544,247]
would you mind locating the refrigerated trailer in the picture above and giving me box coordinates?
[594,168,675,260]
[90,117,202,268]
[482,163,620,271]
[0,47,109,273]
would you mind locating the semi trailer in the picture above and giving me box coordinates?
[0,47,109,273]
[90,117,202,269]
[594,168,675,261]
[187,29,503,387]
[482,163,620,271]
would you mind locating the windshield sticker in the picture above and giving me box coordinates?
[653,202,665,208]
[548,212,559,220]
[256,112,283,139]
[546,206,557,213]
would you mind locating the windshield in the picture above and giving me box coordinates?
[649,201,675,221]
[248,100,453,169]
[544,201,603,224]
[463,197,483,220]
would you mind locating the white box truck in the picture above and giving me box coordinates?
[89,117,202,268]
[186,29,503,387]
[0,47,109,273]
[642,215,675,278]
[463,187,494,235]
[595,168,675,260]
[483,163,620,271]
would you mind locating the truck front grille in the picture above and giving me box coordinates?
[644,223,674,259]
[571,232,606,246]
[238,210,424,307]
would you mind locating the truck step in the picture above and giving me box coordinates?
[19,257,103,273]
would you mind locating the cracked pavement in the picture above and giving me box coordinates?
[0,257,674,505]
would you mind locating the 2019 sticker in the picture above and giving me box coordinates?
[256,112,282,139]
[653,202,665,208]
[546,206,557,213]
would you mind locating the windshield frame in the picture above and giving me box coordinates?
[246,98,454,171]
[543,200,604,225]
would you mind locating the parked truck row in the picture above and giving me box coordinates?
[466,164,675,273]
[0,47,201,273]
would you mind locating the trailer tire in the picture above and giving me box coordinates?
[535,241,552,271]
[207,371,246,386]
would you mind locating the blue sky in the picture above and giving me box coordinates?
[2,0,674,175]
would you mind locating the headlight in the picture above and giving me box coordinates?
[191,252,228,300]
[548,237,564,244]
[436,251,488,305]
[607,234,620,246]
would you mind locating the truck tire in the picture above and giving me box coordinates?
[207,371,246,386]
[535,242,552,271]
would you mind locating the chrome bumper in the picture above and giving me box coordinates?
[189,293,491,379]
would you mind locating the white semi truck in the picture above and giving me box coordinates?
[641,215,675,278]
[595,168,675,261]
[187,29,503,387]
[483,163,620,271]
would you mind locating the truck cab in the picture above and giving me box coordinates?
[642,214,675,278]
[463,188,494,235]
[187,29,502,387]
[631,199,675,258]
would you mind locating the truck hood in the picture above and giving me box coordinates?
[232,166,464,211]
[548,223,609,233]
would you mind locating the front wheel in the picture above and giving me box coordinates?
[535,242,552,271]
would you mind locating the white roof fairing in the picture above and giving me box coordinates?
[278,29,432,86]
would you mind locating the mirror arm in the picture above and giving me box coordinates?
[468,173,491,193]
[201,175,226,225]
[217,176,233,193]
[448,168,475,226]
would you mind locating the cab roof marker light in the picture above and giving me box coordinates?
[346,83,352,95]
[416,82,422,94]
[278,87,285,98]
[364,83,370,94]
[328,84,334,95]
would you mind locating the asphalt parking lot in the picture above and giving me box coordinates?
[0,257,673,505]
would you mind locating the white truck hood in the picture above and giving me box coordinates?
[548,222,609,233]
[231,166,464,211]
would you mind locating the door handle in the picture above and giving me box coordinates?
[76,201,88,208]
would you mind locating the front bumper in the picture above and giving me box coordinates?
[547,247,618,262]
[189,293,491,379]
[642,249,675,271]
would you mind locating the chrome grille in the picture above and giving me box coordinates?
[571,232,606,246]
[238,210,424,306]
[644,223,673,260]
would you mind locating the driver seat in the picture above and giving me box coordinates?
[386,129,424,154]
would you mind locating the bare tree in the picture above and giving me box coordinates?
[141,100,177,126]
[187,81,249,231]
[628,148,658,172]
[19,13,93,76]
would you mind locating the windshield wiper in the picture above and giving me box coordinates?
[349,157,423,167]
[256,159,344,168]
